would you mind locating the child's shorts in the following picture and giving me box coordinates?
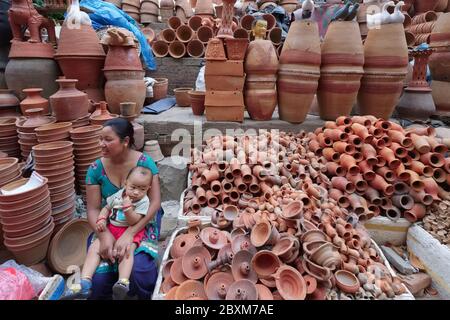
[108,224,145,246]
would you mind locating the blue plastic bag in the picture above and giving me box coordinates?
[79,0,156,70]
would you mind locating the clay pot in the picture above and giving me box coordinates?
[250,220,280,247]
[195,0,214,16]
[168,40,187,58]
[103,45,142,72]
[334,270,360,294]
[151,78,169,102]
[21,108,55,129]
[187,39,205,58]
[231,234,257,255]
[89,105,119,126]
[274,265,307,300]
[231,249,258,283]
[224,38,249,61]
[197,26,214,44]
[188,90,206,115]
[281,200,303,219]
[20,88,50,115]
[415,0,440,13]
[310,242,342,270]
[0,90,19,116]
[174,88,193,107]
[104,70,146,115]
[152,40,169,57]
[225,279,258,300]
[251,250,281,279]
[278,20,320,123]
[358,23,408,119]
[244,38,278,120]
[49,79,89,122]
[429,13,450,81]
[200,227,228,250]
[317,21,364,120]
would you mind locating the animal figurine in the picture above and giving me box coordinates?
[389,1,405,24]
[366,1,395,29]
[65,0,92,28]
[330,1,351,22]
[8,0,56,44]
[346,2,359,21]
[302,0,315,19]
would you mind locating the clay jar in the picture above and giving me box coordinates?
[20,88,49,115]
[358,23,408,119]
[278,20,321,123]
[317,21,364,120]
[49,79,89,122]
[244,34,279,120]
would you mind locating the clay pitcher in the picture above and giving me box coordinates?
[244,20,278,120]
[317,21,364,120]
[357,23,408,119]
[278,20,321,123]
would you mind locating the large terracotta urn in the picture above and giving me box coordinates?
[55,23,106,102]
[277,20,320,123]
[317,21,364,120]
[244,19,278,121]
[357,23,408,119]
[429,13,450,82]
[49,79,89,122]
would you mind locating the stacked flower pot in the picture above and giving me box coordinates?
[406,11,438,45]
[69,125,103,198]
[122,0,141,22]
[0,173,54,266]
[32,142,76,234]
[0,157,21,188]
[0,116,20,158]
[141,0,160,23]
[204,37,246,121]
[35,122,73,144]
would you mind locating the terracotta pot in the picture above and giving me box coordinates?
[429,13,450,81]
[244,38,278,120]
[200,227,228,250]
[250,220,280,247]
[152,40,169,57]
[0,89,19,116]
[187,39,205,58]
[181,245,211,279]
[274,265,307,300]
[103,44,142,72]
[216,0,235,38]
[188,90,206,115]
[49,79,89,122]
[151,78,169,102]
[225,279,258,300]
[358,24,408,119]
[233,28,249,40]
[104,70,146,115]
[334,270,360,294]
[415,0,440,13]
[251,250,281,279]
[174,87,193,107]
[278,20,320,123]
[224,38,248,61]
[197,26,214,44]
[168,40,187,58]
[432,80,450,114]
[317,21,364,120]
[20,88,50,115]
[195,0,214,16]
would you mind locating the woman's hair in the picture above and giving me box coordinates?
[103,118,135,147]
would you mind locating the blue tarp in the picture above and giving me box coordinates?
[79,0,156,70]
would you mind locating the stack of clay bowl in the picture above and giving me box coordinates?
[0,116,20,159]
[0,157,21,188]
[69,125,103,197]
[122,0,141,22]
[0,174,54,266]
[32,142,76,234]
[35,122,73,144]
[71,113,91,129]
[141,0,159,23]
[16,108,56,159]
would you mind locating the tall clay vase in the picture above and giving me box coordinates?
[244,39,279,120]
[55,24,106,102]
[317,21,364,120]
[278,20,321,123]
[49,79,90,122]
[104,70,146,115]
[357,23,408,119]
[397,49,436,119]
[216,0,236,38]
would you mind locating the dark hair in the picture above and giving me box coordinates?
[126,166,153,182]
[103,118,135,148]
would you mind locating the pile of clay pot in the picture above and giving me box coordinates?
[405,11,439,45]
[422,200,450,245]
[309,116,450,224]
[164,132,408,300]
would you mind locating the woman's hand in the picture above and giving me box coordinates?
[98,231,116,263]
[114,228,134,262]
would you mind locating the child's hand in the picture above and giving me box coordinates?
[122,195,132,209]
[96,219,107,233]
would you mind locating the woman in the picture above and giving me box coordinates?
[84,118,163,299]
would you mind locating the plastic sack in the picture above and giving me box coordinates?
[64,0,92,29]
[0,260,52,299]
[79,0,156,70]
[195,66,206,91]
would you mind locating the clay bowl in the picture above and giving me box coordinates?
[0,117,18,132]
[174,87,193,107]
[231,234,257,255]
[47,218,92,274]
[334,270,360,294]
[72,140,100,149]
[44,169,75,184]
[34,159,75,173]
[174,280,207,300]
[34,122,73,136]
[0,126,17,136]
[32,141,73,155]
[170,257,188,285]
[15,116,56,134]
[3,213,52,238]
[4,219,54,265]
[251,250,281,279]
[225,279,258,300]
[48,178,75,194]
[0,139,19,149]
[17,131,37,140]
[200,227,228,250]
[0,171,21,187]
[70,135,101,144]
[0,200,51,226]
[50,187,76,203]
[34,150,74,163]
[35,164,75,177]
[0,176,48,203]
[52,217,74,236]
[0,157,19,175]
[205,271,234,300]
[50,191,76,208]
[35,156,74,168]
[74,151,103,162]
[51,200,75,216]
[256,284,274,300]
[4,216,54,246]
[36,132,71,143]
[300,230,327,243]
[0,189,50,216]
[0,135,18,144]
[73,146,102,157]
[274,265,307,300]
[69,125,103,139]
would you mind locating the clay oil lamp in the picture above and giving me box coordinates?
[334,270,360,294]
[303,275,318,295]
[300,229,327,243]
[169,233,198,259]
[301,255,332,282]
[174,280,208,300]
[231,250,258,283]
[251,250,281,279]
[170,257,188,285]
[281,200,303,219]
[271,235,300,262]
[225,279,258,300]
[205,272,234,300]
[231,234,257,255]
[181,245,211,280]
[200,227,228,250]
[223,204,239,221]
[250,219,280,247]
[273,265,307,300]
[255,284,274,300]
[309,242,342,270]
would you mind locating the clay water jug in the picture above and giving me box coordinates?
[317,21,364,120]
[278,20,320,123]
[357,23,408,119]
[244,19,278,120]
[20,88,49,115]
[49,79,89,122]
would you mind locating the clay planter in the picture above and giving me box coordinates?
[187,40,205,58]
[244,37,279,121]
[317,21,364,120]
[181,245,211,279]
[174,88,193,107]
[205,272,234,300]
[49,79,89,122]
[274,265,307,300]
[357,23,408,119]
[334,270,360,294]
[188,90,206,115]
[151,78,169,102]
[251,250,281,279]
[278,20,320,124]
[20,88,49,115]
[225,279,258,300]
[224,38,249,61]
[152,40,169,57]
[104,70,146,115]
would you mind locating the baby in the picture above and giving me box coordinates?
[71,166,153,300]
